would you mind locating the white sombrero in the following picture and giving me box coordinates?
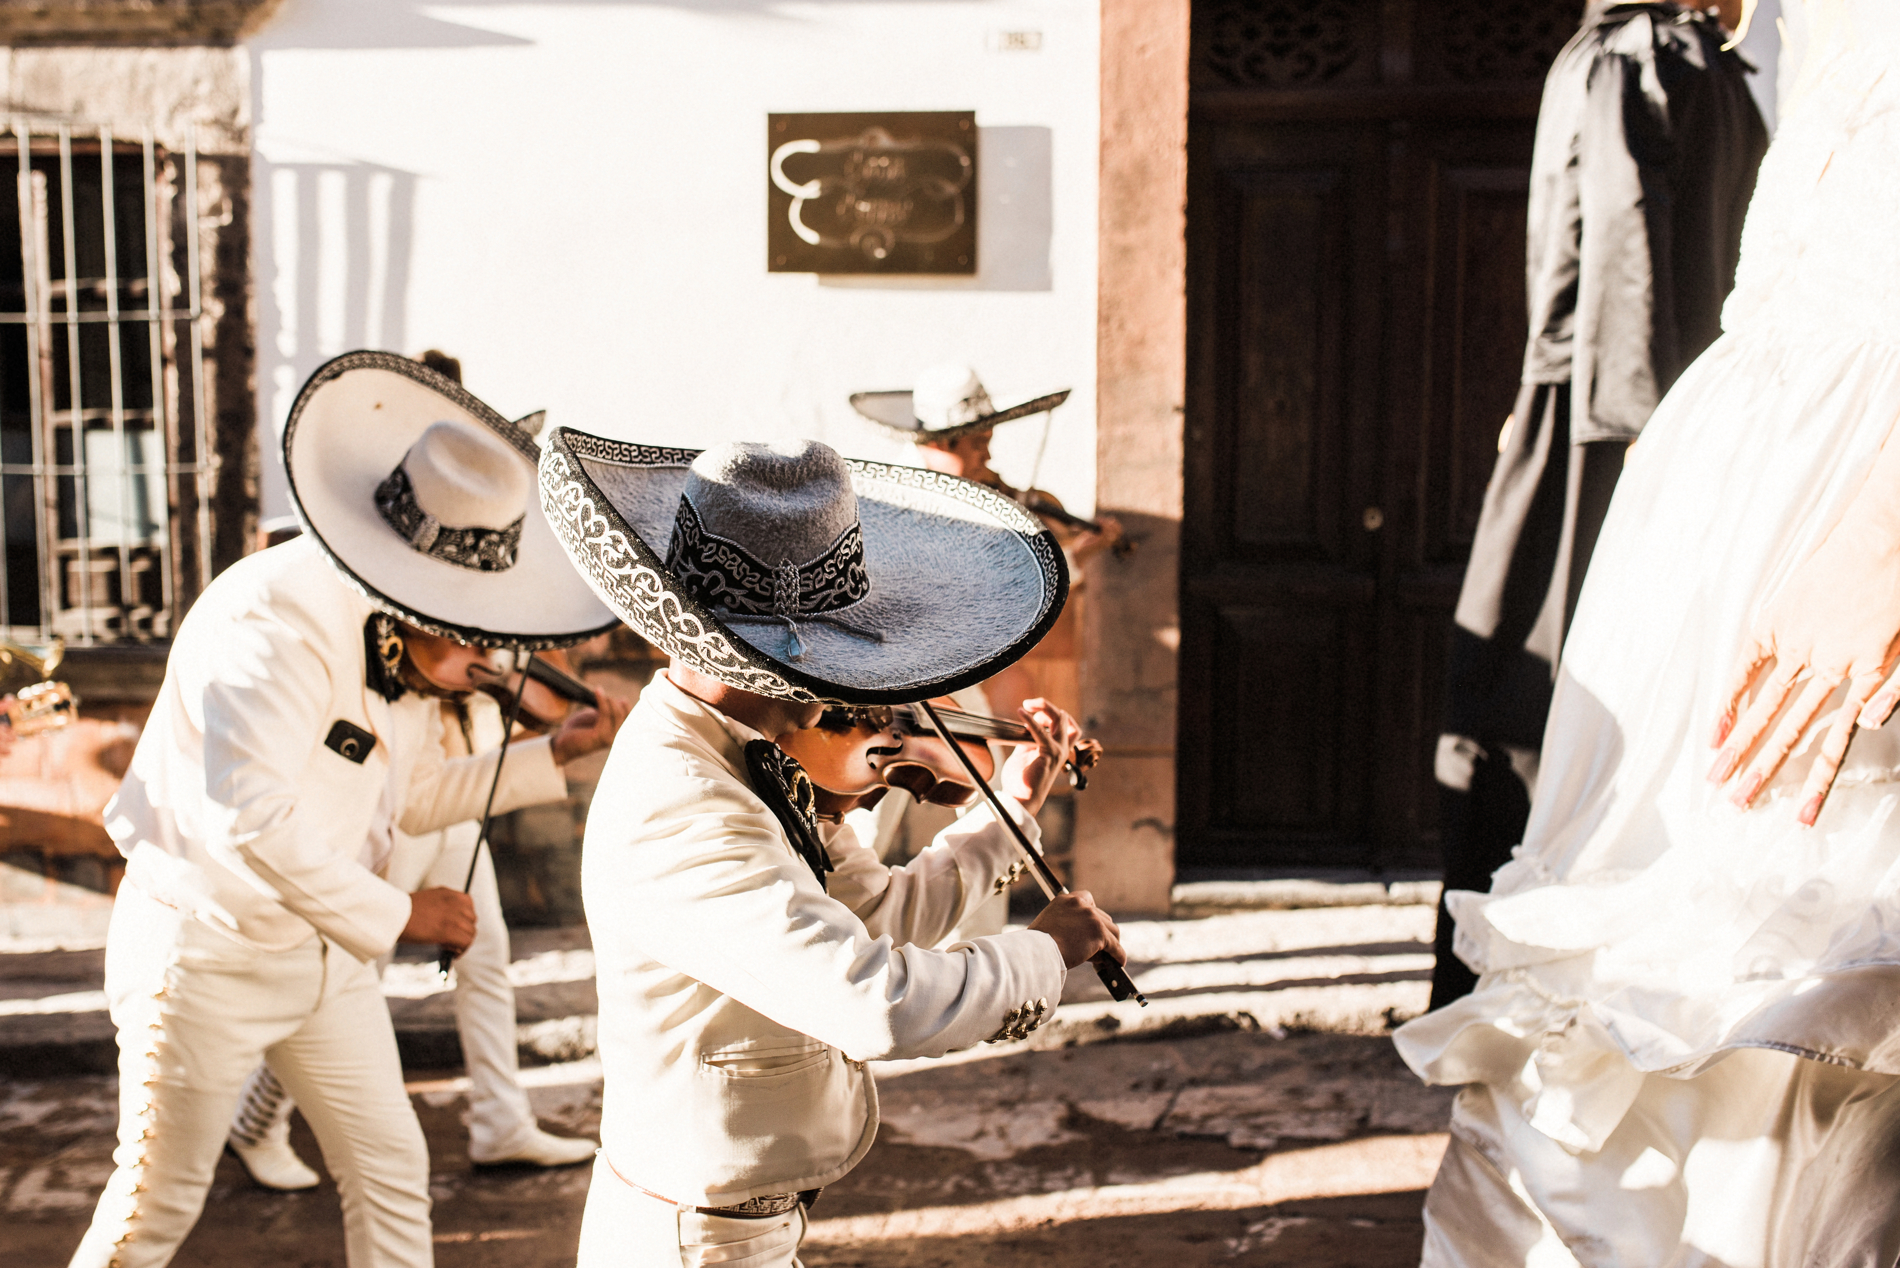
[537,431,1067,704]
[284,350,618,649]
[850,363,1071,443]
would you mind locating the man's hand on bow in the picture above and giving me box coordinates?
[1028,891,1125,970]
[403,886,477,955]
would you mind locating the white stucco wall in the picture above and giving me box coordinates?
[247,0,1102,526]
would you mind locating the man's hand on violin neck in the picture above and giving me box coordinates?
[404,887,477,955]
[1000,698,1081,815]
[550,692,633,765]
[1028,891,1125,971]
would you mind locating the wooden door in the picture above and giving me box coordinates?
[1178,0,1578,873]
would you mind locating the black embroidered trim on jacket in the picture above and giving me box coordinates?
[374,464,524,572]
[743,740,834,891]
[365,613,407,702]
[665,496,870,620]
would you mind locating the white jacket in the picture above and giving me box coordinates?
[586,672,1067,1205]
[106,538,569,963]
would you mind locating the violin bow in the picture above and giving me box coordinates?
[915,700,1146,1006]
[437,647,533,979]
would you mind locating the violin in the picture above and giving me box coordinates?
[1015,489,1135,560]
[777,698,1103,819]
[474,654,599,733]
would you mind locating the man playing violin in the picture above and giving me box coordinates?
[67,354,627,1268]
[849,365,1123,908]
[222,357,612,1190]
[541,435,1125,1267]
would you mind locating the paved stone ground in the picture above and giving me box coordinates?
[0,889,1451,1267]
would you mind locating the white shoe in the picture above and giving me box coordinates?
[229,1135,321,1190]
[470,1126,598,1169]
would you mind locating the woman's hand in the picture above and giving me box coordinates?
[999,697,1081,816]
[1711,512,1900,824]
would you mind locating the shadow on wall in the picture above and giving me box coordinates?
[252,157,419,515]
[820,126,1055,294]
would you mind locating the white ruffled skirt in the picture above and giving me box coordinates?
[1396,324,1900,1267]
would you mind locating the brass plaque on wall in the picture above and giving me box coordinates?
[768,111,976,275]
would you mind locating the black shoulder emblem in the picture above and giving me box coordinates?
[324,720,378,764]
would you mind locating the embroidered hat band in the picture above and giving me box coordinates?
[373,419,529,573]
[663,441,883,660]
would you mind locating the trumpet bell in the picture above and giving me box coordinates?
[0,638,62,680]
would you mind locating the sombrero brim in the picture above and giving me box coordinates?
[849,388,1072,441]
[538,428,1068,705]
[284,351,619,649]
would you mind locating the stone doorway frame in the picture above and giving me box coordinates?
[1074,0,1189,916]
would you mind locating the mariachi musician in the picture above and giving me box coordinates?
[849,361,1122,559]
[225,357,604,1189]
[538,433,1126,1266]
[68,352,628,1268]
[849,363,1122,898]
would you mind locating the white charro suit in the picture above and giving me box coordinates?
[576,672,1067,1266]
[71,537,569,1268]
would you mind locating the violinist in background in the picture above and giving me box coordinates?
[850,362,1125,559]
[850,365,1123,907]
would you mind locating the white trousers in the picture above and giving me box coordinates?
[399,825,539,1157]
[575,1155,806,1268]
[71,884,431,1268]
[234,832,542,1158]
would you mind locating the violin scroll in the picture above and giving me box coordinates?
[1068,736,1103,791]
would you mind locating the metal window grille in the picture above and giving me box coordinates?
[0,118,211,645]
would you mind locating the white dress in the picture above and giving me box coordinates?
[1395,6,1900,1265]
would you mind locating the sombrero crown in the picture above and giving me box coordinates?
[283,350,617,648]
[538,431,1067,704]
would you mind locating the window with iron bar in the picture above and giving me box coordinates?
[0,119,212,646]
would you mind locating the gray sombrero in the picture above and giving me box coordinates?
[283,350,618,649]
[850,363,1071,443]
[537,430,1067,704]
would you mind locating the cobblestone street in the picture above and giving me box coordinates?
[1,887,1450,1266]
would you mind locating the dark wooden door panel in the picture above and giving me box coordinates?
[1180,1,1549,875]
[1182,120,1387,871]
[1197,595,1376,854]
[1188,125,1381,571]
[1228,166,1345,552]
[1362,127,1535,869]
